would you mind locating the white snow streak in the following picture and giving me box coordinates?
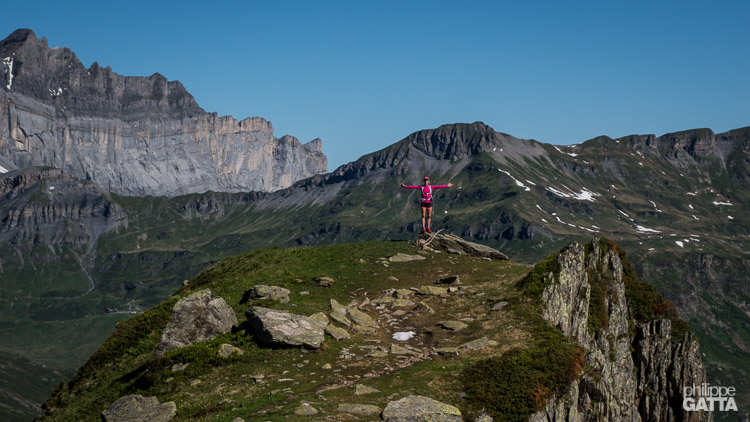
[3,57,13,90]
[675,241,684,248]
[728,215,734,220]
[689,204,694,210]
[0,164,7,174]
[553,145,578,157]
[687,192,698,196]
[541,218,548,223]
[498,169,531,191]
[692,215,700,220]
[712,201,733,206]
[649,200,662,212]
[546,185,601,202]
[635,225,661,234]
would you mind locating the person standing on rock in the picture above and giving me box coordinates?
[400,177,453,234]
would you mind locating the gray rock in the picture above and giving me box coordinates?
[309,312,330,325]
[415,302,435,313]
[492,301,508,311]
[390,344,417,355]
[325,325,351,340]
[381,395,461,421]
[419,286,448,297]
[217,343,244,358]
[417,233,508,260]
[245,306,325,348]
[293,402,318,415]
[243,285,290,303]
[437,320,468,331]
[337,403,382,416]
[155,289,238,356]
[354,384,380,395]
[170,363,189,372]
[388,253,426,263]
[393,299,416,308]
[352,325,378,335]
[456,337,497,351]
[314,276,335,287]
[231,418,245,422]
[0,30,327,197]
[101,394,176,422]
[329,310,352,328]
[347,308,378,328]
[330,299,347,314]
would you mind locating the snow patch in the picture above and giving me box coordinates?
[553,145,578,157]
[728,215,734,220]
[648,248,655,251]
[0,164,7,173]
[712,201,732,206]
[49,87,63,97]
[392,331,415,341]
[675,241,684,248]
[541,218,548,223]
[48,186,55,190]
[536,204,547,213]
[649,200,662,212]
[635,225,661,234]
[687,192,698,196]
[498,169,531,191]
[689,204,694,210]
[618,209,630,218]
[546,185,601,202]
[638,162,643,166]
[525,180,536,186]
[3,57,13,90]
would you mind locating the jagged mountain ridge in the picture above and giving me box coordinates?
[0,29,327,196]
[1,122,748,419]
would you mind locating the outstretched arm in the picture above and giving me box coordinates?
[401,183,419,188]
[431,183,454,189]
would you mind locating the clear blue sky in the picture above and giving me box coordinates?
[3,1,749,170]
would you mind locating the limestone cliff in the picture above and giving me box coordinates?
[0,29,327,196]
[530,240,710,421]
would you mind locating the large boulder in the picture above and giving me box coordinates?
[381,395,461,421]
[154,289,238,356]
[245,306,325,348]
[101,394,176,422]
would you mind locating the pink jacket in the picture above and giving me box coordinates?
[402,184,449,203]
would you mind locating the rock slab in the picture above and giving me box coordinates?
[381,395,461,421]
[246,306,325,348]
[101,394,176,422]
[155,289,237,356]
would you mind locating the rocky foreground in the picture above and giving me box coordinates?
[37,237,707,421]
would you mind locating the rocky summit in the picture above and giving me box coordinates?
[0,29,327,196]
[36,238,709,421]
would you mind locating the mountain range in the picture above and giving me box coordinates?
[0,28,748,421]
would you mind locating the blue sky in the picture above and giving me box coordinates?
[3,1,749,170]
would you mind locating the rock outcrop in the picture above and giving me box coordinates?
[245,306,325,348]
[154,289,237,356]
[530,240,709,422]
[101,394,176,422]
[0,29,327,196]
[416,233,508,260]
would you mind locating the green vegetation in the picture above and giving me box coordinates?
[516,249,562,296]
[461,323,583,421]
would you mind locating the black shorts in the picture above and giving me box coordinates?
[420,202,433,208]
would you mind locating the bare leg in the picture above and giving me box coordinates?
[421,207,427,232]
[426,207,432,231]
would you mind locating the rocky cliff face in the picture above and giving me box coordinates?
[532,241,709,422]
[0,29,327,196]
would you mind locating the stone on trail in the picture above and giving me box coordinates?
[101,394,176,422]
[337,403,382,416]
[417,233,509,261]
[388,253,426,263]
[415,302,435,313]
[381,395,461,422]
[390,344,417,355]
[155,289,237,356]
[352,325,378,335]
[492,301,509,311]
[294,402,319,415]
[393,298,416,308]
[241,284,290,303]
[245,306,325,348]
[437,320,468,331]
[325,325,351,340]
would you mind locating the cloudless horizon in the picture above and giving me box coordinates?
[3,1,749,170]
